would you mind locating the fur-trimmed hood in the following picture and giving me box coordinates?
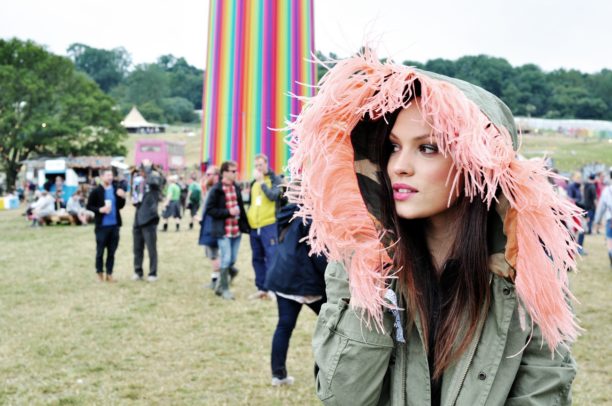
[287,51,582,353]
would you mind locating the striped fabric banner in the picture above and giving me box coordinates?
[201,0,316,178]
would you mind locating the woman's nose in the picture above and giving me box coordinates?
[392,154,414,176]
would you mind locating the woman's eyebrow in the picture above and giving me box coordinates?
[390,132,432,141]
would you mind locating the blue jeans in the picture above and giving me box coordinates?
[271,296,323,379]
[218,235,241,269]
[249,224,278,291]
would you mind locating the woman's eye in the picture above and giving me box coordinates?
[391,143,400,153]
[419,144,439,154]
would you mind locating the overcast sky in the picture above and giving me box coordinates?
[1,0,609,73]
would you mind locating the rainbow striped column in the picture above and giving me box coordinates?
[201,0,316,178]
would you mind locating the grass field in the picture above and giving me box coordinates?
[1,203,611,404]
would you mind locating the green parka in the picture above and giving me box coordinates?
[285,53,579,406]
[313,257,576,405]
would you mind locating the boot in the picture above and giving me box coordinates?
[176,223,180,232]
[229,266,239,283]
[189,222,194,230]
[207,272,219,289]
[162,223,168,232]
[215,268,234,300]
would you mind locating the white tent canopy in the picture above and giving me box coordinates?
[121,106,165,133]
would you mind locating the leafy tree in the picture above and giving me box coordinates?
[0,39,126,190]
[157,55,204,109]
[138,101,165,123]
[124,64,170,105]
[67,43,131,92]
[158,97,197,123]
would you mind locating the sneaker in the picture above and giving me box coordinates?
[271,376,295,386]
[147,275,158,282]
[132,273,144,281]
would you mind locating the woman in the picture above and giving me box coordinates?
[287,52,580,405]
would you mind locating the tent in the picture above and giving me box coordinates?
[121,106,165,134]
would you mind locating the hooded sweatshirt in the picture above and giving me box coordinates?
[286,52,580,405]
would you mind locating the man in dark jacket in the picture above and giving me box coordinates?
[132,161,164,282]
[204,160,250,299]
[86,169,127,282]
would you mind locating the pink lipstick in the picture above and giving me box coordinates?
[392,183,418,201]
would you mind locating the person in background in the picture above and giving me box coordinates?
[31,190,56,226]
[204,161,250,300]
[66,190,93,225]
[583,174,598,234]
[265,202,327,387]
[567,172,587,254]
[132,161,164,282]
[186,173,203,230]
[594,168,612,269]
[86,169,126,282]
[178,174,189,217]
[246,154,282,300]
[199,166,223,288]
[161,175,182,232]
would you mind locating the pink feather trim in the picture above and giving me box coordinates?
[286,51,580,350]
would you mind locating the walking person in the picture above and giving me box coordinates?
[199,166,222,288]
[132,161,164,282]
[86,169,126,282]
[246,154,282,299]
[204,161,250,299]
[161,175,182,232]
[288,52,579,404]
[265,203,327,386]
[186,173,203,230]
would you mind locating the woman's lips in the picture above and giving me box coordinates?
[392,183,418,201]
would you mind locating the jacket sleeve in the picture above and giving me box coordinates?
[313,262,394,406]
[260,174,281,201]
[115,188,126,210]
[205,188,230,219]
[86,189,101,214]
[506,322,577,405]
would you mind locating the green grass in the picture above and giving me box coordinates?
[1,204,611,404]
[0,205,319,405]
[520,133,612,172]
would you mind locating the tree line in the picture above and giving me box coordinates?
[68,43,203,124]
[316,52,612,120]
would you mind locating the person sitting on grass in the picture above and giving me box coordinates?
[66,190,93,225]
[30,190,56,226]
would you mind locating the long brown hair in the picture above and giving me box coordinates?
[373,107,491,379]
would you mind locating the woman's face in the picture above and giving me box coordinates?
[386,100,459,221]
